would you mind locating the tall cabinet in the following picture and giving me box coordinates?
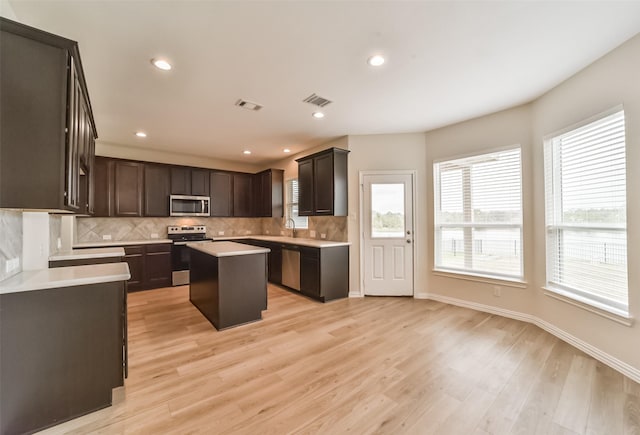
[0,18,97,212]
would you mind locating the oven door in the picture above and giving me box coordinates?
[171,241,211,286]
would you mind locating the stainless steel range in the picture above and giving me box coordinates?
[168,225,212,286]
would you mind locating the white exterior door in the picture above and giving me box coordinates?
[362,172,414,296]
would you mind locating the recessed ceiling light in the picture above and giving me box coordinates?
[135,131,147,138]
[283,148,291,153]
[312,112,325,119]
[151,58,172,71]
[367,55,385,67]
[243,150,252,155]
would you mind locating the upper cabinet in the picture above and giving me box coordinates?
[0,18,97,212]
[171,167,210,197]
[253,169,284,218]
[296,148,349,216]
[144,164,171,216]
[210,171,233,217]
[233,173,253,217]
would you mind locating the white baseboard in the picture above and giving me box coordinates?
[424,293,640,384]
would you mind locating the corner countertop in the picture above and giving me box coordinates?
[0,262,131,295]
[49,247,125,262]
[211,235,350,248]
[188,241,270,257]
[73,239,172,248]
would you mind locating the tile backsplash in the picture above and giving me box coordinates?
[0,210,23,281]
[77,216,348,243]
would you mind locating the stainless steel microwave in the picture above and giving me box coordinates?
[170,195,210,217]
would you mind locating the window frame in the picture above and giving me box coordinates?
[543,107,629,316]
[433,145,524,282]
[285,178,308,229]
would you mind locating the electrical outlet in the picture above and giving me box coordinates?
[320,233,327,239]
[218,231,224,236]
[280,231,285,236]
[310,230,316,237]
[102,234,112,240]
[57,237,62,249]
[5,258,19,274]
[493,286,502,297]
[265,230,270,234]
[150,233,159,239]
[245,230,252,235]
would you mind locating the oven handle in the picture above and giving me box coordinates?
[173,241,211,246]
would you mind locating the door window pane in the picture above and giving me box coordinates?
[371,183,405,238]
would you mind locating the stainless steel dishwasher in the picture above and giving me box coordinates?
[281,247,301,291]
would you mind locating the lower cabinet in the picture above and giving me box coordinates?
[0,280,127,435]
[241,240,349,302]
[124,244,171,291]
[300,246,349,302]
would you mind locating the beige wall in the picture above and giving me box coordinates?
[424,104,534,313]
[531,33,640,370]
[347,133,428,297]
[422,33,640,374]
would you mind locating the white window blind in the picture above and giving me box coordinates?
[285,179,308,229]
[544,109,628,315]
[434,147,523,279]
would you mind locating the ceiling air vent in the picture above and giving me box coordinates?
[235,99,263,111]
[303,93,332,107]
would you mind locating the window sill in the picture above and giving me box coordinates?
[432,269,527,289]
[542,286,633,327]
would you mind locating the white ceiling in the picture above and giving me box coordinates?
[7,1,640,165]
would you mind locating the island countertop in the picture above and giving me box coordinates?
[210,235,350,248]
[49,247,125,262]
[0,262,131,295]
[187,241,270,257]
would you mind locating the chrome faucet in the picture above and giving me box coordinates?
[286,218,297,238]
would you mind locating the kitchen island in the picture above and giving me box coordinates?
[188,241,269,330]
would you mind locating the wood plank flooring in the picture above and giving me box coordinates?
[39,284,640,434]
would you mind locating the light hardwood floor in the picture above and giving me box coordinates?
[39,284,639,434]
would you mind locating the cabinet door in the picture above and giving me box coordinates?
[268,245,282,284]
[252,171,267,217]
[191,169,210,197]
[64,59,81,210]
[124,246,144,292]
[300,248,320,296]
[114,161,143,217]
[144,164,170,216]
[170,167,191,195]
[144,244,172,289]
[210,171,233,217]
[233,173,253,217]
[313,153,334,215]
[298,159,314,216]
[93,157,114,216]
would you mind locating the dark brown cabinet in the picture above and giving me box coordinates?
[93,157,114,216]
[253,169,284,217]
[144,164,171,216]
[171,167,210,196]
[0,18,97,212]
[114,161,144,217]
[123,244,171,291]
[233,173,253,217]
[299,245,349,301]
[296,147,349,216]
[210,171,233,217]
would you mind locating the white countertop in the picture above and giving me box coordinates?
[211,235,350,248]
[0,263,131,295]
[74,239,172,248]
[188,241,270,257]
[49,247,125,261]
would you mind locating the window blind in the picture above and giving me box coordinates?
[434,147,523,279]
[285,179,308,229]
[544,110,628,314]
